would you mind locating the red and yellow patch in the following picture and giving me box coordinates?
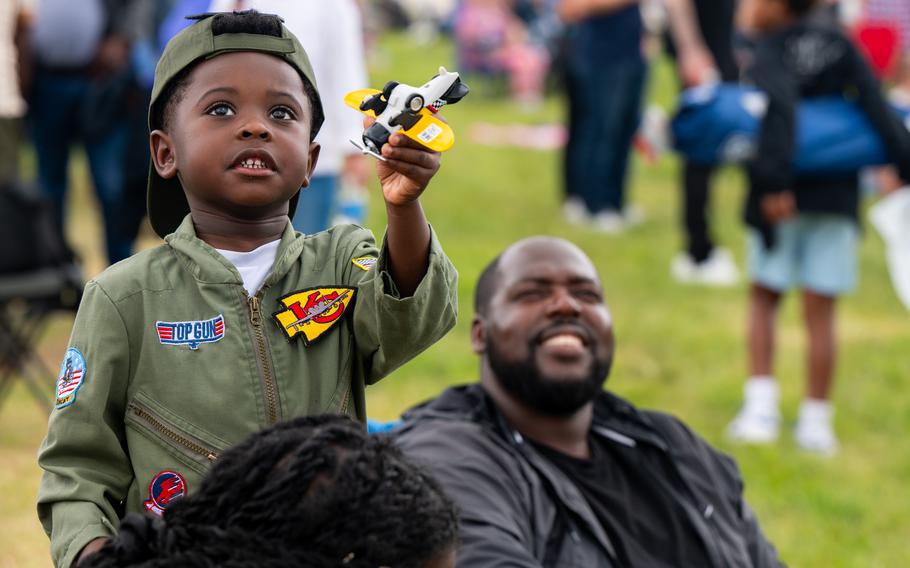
[272,286,356,344]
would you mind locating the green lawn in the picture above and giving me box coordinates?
[2,33,909,567]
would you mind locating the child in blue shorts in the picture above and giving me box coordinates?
[727,0,910,454]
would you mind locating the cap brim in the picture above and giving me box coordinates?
[147,165,189,239]
[147,165,301,239]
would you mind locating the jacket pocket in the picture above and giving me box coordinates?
[126,394,225,475]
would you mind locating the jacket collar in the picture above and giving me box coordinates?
[165,214,306,287]
[402,383,668,451]
[402,384,674,560]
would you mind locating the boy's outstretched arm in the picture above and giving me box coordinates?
[376,131,440,297]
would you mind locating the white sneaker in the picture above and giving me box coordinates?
[622,203,646,228]
[794,400,839,456]
[563,197,590,225]
[671,247,740,286]
[727,379,780,444]
[591,210,626,234]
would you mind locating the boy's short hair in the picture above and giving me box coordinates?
[147,11,325,239]
[83,416,459,568]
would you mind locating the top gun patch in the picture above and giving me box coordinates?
[351,256,377,272]
[156,314,225,350]
[272,286,356,345]
[55,347,87,410]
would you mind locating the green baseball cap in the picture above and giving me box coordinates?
[147,12,324,239]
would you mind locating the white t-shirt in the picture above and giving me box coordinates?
[215,239,281,297]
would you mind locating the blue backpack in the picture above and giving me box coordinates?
[671,83,910,173]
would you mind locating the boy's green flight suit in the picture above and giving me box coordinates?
[37,216,457,568]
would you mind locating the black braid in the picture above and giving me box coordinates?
[84,416,458,568]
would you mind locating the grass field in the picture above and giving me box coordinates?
[2,33,909,567]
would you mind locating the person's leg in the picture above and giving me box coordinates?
[30,69,82,229]
[564,55,608,217]
[792,215,858,454]
[291,175,339,234]
[728,223,796,443]
[801,290,836,401]
[682,162,714,263]
[671,161,739,285]
[597,61,647,214]
[749,283,781,378]
[85,124,132,264]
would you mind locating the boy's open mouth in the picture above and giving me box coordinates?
[231,149,278,176]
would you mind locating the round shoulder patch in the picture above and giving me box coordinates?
[55,348,87,410]
[144,470,187,516]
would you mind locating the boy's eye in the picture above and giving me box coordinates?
[206,103,234,117]
[270,107,296,121]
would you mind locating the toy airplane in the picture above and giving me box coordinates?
[344,66,469,160]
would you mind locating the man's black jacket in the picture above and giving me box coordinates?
[395,385,784,567]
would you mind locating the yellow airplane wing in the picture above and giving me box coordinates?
[401,109,455,152]
[344,88,381,117]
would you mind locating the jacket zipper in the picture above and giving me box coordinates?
[248,294,280,424]
[339,385,352,415]
[129,402,218,462]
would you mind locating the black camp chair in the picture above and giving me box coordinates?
[0,265,82,412]
[0,181,83,412]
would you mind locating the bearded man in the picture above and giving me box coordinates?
[396,237,784,567]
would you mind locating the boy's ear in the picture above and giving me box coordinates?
[303,142,321,187]
[470,315,486,355]
[150,129,178,180]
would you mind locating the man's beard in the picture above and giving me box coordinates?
[486,336,612,417]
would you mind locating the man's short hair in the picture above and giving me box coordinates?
[83,416,458,568]
[474,253,502,316]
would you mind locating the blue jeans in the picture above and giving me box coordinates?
[291,175,338,234]
[30,67,133,264]
[564,59,647,213]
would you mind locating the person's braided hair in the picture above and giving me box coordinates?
[84,416,458,568]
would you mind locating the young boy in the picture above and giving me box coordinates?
[37,11,458,567]
[728,0,910,454]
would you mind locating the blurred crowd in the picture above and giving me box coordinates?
[2,0,909,451]
[5,0,908,262]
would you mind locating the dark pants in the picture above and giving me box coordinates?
[30,67,133,265]
[677,0,738,263]
[683,162,717,262]
[564,59,647,213]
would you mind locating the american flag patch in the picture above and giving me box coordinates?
[55,348,87,410]
[156,314,225,350]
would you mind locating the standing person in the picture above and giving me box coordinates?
[0,0,32,186]
[559,0,647,234]
[397,237,783,567]
[37,12,457,568]
[28,0,145,265]
[209,0,371,233]
[727,0,910,454]
[666,0,743,286]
